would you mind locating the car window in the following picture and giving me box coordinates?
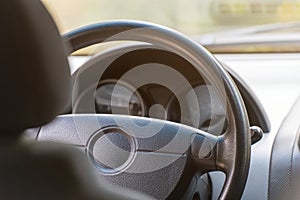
[43,0,300,35]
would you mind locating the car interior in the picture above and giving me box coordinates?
[2,0,300,200]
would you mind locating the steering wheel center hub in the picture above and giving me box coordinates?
[87,127,137,175]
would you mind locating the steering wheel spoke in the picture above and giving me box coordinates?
[189,131,218,173]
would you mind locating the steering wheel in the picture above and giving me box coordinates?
[53,20,251,199]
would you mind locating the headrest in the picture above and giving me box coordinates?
[0,0,71,135]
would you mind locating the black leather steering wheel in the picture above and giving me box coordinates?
[56,20,250,199]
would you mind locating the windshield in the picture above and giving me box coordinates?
[43,0,300,34]
[43,0,300,53]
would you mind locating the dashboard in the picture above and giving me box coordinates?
[67,51,300,200]
[71,44,270,136]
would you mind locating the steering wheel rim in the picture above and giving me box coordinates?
[63,20,251,200]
